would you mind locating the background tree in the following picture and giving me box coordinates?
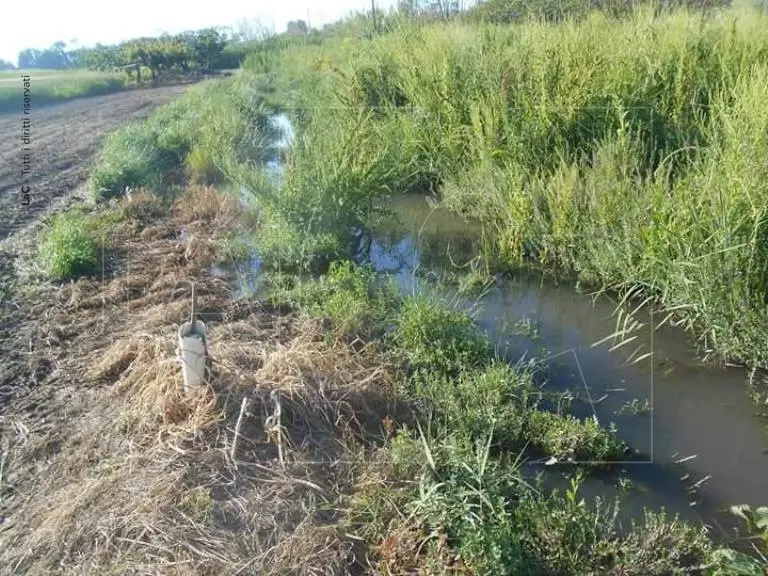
[81,44,126,71]
[19,26,232,77]
[187,28,226,69]
[17,41,73,69]
[17,49,41,68]
[125,41,157,80]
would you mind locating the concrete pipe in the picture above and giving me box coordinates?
[178,319,207,393]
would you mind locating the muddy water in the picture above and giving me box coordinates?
[366,194,768,539]
[220,115,768,540]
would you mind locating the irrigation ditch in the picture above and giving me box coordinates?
[211,114,768,547]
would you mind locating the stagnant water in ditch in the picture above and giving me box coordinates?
[212,115,768,545]
[368,194,768,539]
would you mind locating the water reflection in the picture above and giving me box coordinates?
[364,193,768,540]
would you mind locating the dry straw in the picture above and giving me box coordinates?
[0,187,395,575]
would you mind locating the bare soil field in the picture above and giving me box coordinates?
[0,86,190,501]
[0,85,188,244]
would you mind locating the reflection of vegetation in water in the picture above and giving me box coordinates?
[511,317,540,340]
[419,233,477,271]
[367,195,497,293]
[617,398,652,416]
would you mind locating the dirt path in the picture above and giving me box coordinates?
[0,85,188,244]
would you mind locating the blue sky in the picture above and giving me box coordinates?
[0,0,399,65]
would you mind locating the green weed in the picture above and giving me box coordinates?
[391,296,494,378]
[362,428,710,575]
[270,261,399,337]
[39,209,99,280]
[179,486,214,524]
[213,230,257,265]
[525,411,627,462]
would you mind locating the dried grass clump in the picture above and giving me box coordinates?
[1,310,397,575]
[76,277,130,310]
[4,449,200,575]
[115,335,220,436]
[248,317,399,447]
[139,224,175,242]
[57,277,101,309]
[182,234,217,268]
[255,317,390,394]
[147,268,189,293]
[88,336,147,382]
[137,300,193,328]
[1,183,406,575]
[175,186,240,228]
[117,188,166,223]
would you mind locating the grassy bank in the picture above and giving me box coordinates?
[89,74,274,201]
[264,262,731,574]
[0,69,129,114]
[240,3,768,372]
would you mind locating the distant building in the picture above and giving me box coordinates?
[286,20,309,36]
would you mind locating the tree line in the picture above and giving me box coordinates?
[84,29,227,81]
[7,28,229,81]
[5,0,733,75]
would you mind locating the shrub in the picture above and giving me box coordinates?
[525,410,627,461]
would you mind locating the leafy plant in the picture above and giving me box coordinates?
[707,505,768,575]
[392,296,494,378]
[39,210,99,280]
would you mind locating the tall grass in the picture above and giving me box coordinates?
[247,2,768,368]
[90,75,272,199]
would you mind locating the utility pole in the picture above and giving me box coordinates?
[371,0,378,34]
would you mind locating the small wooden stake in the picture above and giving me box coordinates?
[231,397,250,462]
